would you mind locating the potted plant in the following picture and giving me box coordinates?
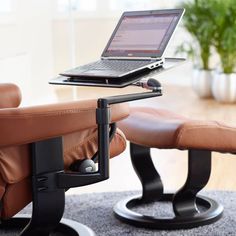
[179,0,215,98]
[211,0,236,103]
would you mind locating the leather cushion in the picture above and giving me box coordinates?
[0,128,126,184]
[0,127,126,219]
[1,178,31,219]
[118,107,236,152]
[0,100,129,147]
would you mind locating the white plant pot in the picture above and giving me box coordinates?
[211,72,236,103]
[192,69,213,98]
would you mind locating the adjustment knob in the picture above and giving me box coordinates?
[70,159,96,173]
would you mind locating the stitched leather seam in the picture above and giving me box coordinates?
[0,151,11,184]
[0,154,8,189]
[3,183,14,217]
[0,109,95,118]
[113,131,127,151]
[175,123,232,146]
[0,103,126,118]
[0,109,128,125]
[176,125,213,145]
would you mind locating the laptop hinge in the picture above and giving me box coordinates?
[101,56,161,61]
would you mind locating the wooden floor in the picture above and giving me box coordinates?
[54,84,236,192]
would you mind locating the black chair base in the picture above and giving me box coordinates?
[0,214,96,236]
[114,144,224,230]
[114,193,223,230]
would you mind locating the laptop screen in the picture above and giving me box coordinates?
[102,9,184,58]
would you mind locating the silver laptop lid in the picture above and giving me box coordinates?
[101,9,184,59]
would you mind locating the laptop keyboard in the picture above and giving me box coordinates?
[79,60,155,72]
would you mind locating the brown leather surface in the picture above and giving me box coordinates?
[0,128,126,218]
[0,128,126,185]
[118,106,236,152]
[1,178,31,219]
[0,175,6,201]
[0,83,21,108]
[0,99,129,147]
[118,107,188,148]
[0,83,128,219]
[175,121,236,152]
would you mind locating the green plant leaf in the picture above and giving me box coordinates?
[180,0,236,73]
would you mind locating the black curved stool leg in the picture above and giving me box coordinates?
[173,150,212,216]
[129,143,164,202]
[113,144,223,230]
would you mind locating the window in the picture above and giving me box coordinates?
[110,0,153,11]
[55,0,184,18]
[0,0,12,14]
[57,0,96,12]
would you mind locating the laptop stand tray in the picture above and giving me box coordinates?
[49,58,185,88]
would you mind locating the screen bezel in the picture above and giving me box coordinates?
[101,9,185,59]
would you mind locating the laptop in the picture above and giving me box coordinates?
[60,8,185,79]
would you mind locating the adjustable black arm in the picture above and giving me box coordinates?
[57,98,111,188]
[57,88,162,189]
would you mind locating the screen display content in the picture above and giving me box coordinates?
[104,13,179,58]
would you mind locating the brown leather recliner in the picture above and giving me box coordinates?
[0,83,129,235]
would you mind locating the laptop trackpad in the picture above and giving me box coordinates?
[83,69,113,75]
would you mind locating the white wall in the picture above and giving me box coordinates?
[0,0,54,104]
[0,53,31,102]
[52,17,118,73]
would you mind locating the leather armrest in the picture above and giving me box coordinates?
[0,99,129,147]
[0,83,21,108]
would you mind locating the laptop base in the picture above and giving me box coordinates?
[49,58,186,88]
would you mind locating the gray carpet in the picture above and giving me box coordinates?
[1,190,236,235]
